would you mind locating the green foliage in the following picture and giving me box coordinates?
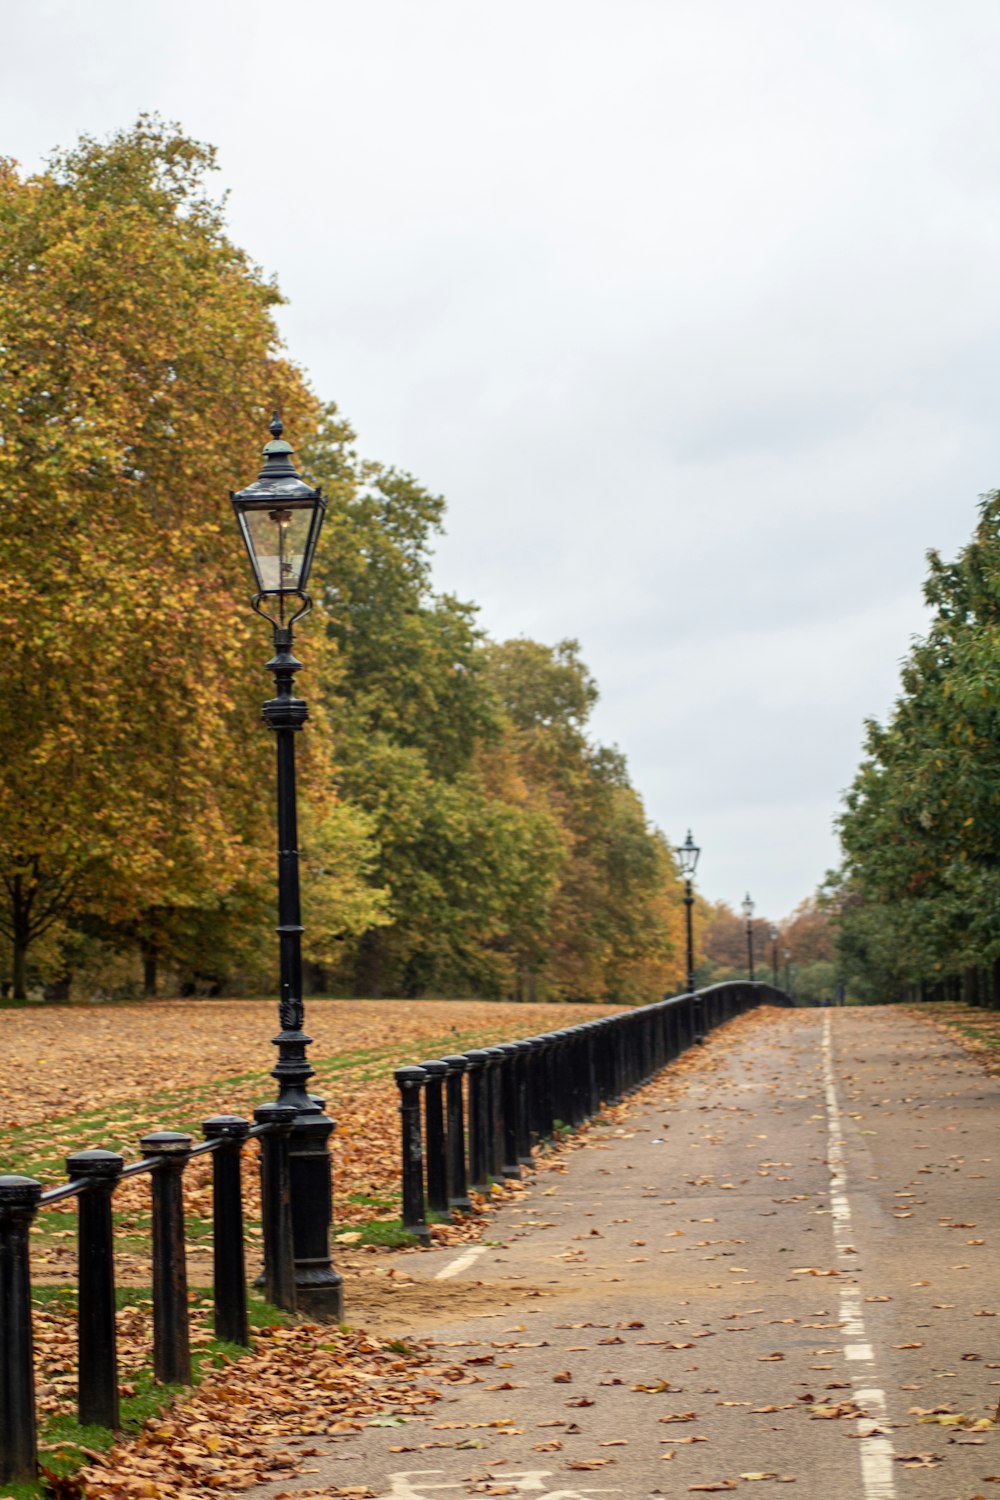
[0,119,686,1006]
[836,490,1000,1002]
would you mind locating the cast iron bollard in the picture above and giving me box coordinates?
[521,1038,536,1164]
[496,1043,522,1178]
[584,1023,600,1118]
[443,1055,472,1212]
[464,1050,489,1192]
[0,1175,41,1483]
[389,984,794,1245]
[539,1035,556,1138]
[66,1149,124,1428]
[140,1131,193,1386]
[395,1067,431,1245]
[203,1116,251,1345]
[484,1047,506,1179]
[420,1060,450,1217]
[565,1029,584,1127]
[255,1104,297,1313]
[524,1036,545,1145]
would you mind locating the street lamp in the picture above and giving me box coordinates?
[674,830,700,993]
[741,892,755,981]
[783,947,792,994]
[769,924,779,987]
[231,414,341,1319]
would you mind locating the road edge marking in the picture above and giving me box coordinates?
[434,1243,489,1280]
[822,1012,898,1499]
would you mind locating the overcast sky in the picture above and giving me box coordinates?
[5,0,999,920]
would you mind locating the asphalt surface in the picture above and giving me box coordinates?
[247,1005,1000,1500]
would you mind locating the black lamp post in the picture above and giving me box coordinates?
[742,892,755,981]
[231,414,342,1319]
[769,924,779,987]
[783,946,792,994]
[674,830,700,993]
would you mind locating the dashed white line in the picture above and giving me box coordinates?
[433,1243,489,1280]
[822,1013,897,1499]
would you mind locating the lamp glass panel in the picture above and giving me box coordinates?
[241,504,314,593]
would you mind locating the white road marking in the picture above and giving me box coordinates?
[433,1243,489,1280]
[822,1013,897,1499]
[376,1471,619,1498]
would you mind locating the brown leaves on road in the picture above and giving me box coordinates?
[74,1321,442,1500]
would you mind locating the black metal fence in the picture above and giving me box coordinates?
[0,981,791,1483]
[0,1103,300,1484]
[394,981,792,1240]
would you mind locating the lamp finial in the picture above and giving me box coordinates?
[269,411,284,441]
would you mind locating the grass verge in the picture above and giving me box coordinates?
[5,1287,290,1500]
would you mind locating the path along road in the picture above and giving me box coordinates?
[249,1006,1000,1500]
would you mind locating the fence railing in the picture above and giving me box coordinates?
[394,981,792,1241]
[0,1102,300,1484]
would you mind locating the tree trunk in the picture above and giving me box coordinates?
[355,929,383,999]
[142,941,158,999]
[12,938,27,1002]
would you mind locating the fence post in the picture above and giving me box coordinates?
[66,1149,124,1428]
[496,1043,522,1178]
[140,1131,193,1386]
[464,1050,489,1191]
[0,1175,41,1484]
[395,1067,430,1245]
[442,1055,472,1212]
[513,1041,534,1165]
[203,1117,251,1346]
[583,1024,600,1118]
[484,1048,505,1179]
[254,1104,297,1314]
[420,1060,450,1217]
[522,1037,542,1146]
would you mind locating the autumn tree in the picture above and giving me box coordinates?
[483,639,686,1001]
[0,116,691,1007]
[0,119,383,996]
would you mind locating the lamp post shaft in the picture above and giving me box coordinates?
[262,624,342,1319]
[684,879,695,993]
[747,920,755,982]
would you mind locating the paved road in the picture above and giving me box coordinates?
[249,1006,1000,1500]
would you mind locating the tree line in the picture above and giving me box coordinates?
[835,490,1000,1005]
[0,118,699,1004]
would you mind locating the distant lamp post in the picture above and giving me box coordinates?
[675,830,700,993]
[783,947,792,994]
[231,413,342,1319]
[742,892,756,981]
[769,924,779,987]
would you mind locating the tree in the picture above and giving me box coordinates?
[837,490,1000,1002]
[483,640,686,1001]
[0,119,383,996]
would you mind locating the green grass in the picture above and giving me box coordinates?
[337,1217,417,1249]
[910,1001,1000,1046]
[4,1288,291,1499]
[1,1023,552,1186]
[1,1022,520,1263]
